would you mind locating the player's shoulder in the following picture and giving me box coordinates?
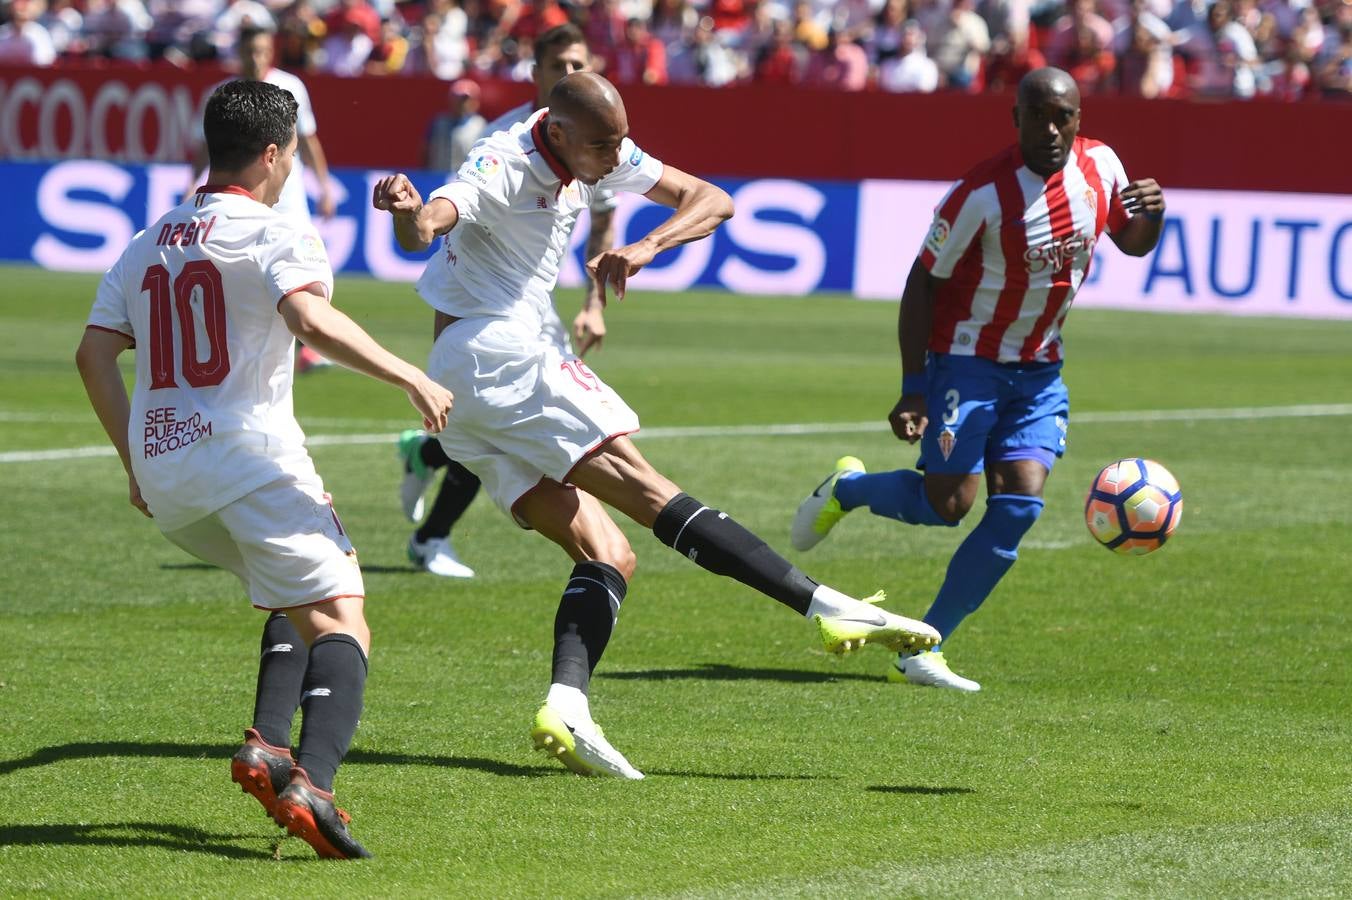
[1075,135,1123,164]
[482,102,532,137]
[264,67,308,95]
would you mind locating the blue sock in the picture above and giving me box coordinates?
[922,494,1044,642]
[835,469,955,527]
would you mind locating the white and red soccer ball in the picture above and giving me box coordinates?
[1084,458,1183,555]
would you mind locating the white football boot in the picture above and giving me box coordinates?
[407,535,475,578]
[888,650,981,692]
[531,705,644,780]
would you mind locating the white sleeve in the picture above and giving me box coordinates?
[262,223,334,303]
[920,180,989,278]
[429,146,517,226]
[598,138,664,196]
[87,250,134,342]
[290,78,318,137]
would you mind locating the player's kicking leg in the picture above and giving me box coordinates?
[517,482,644,779]
[571,437,940,656]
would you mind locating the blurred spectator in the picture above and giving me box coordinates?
[211,0,275,57]
[1177,0,1260,96]
[878,17,940,90]
[803,27,869,88]
[667,16,743,83]
[1315,20,1352,95]
[147,0,220,62]
[1063,21,1116,91]
[0,0,56,64]
[1113,0,1173,92]
[754,17,802,82]
[509,0,567,45]
[1291,4,1328,60]
[1117,15,1173,95]
[1166,0,1209,31]
[869,0,913,64]
[584,0,627,70]
[792,0,829,51]
[1265,41,1311,97]
[709,0,754,36]
[84,0,155,60]
[1045,0,1115,68]
[414,10,470,77]
[366,16,410,72]
[321,1,378,73]
[650,0,696,47]
[927,0,990,88]
[39,0,83,55]
[612,16,667,83]
[275,0,325,69]
[425,77,486,173]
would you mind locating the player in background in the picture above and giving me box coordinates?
[374,72,939,780]
[78,80,452,858]
[792,67,1165,692]
[186,24,338,374]
[397,24,617,579]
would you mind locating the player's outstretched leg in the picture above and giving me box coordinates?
[519,487,644,779]
[889,494,1044,692]
[232,612,306,816]
[653,492,939,655]
[275,766,370,859]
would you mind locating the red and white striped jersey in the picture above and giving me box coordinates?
[918,136,1132,364]
[86,186,333,531]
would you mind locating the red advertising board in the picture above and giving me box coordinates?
[2,62,1349,192]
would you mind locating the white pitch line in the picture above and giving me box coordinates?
[3,402,1351,465]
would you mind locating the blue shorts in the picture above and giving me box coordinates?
[917,353,1069,476]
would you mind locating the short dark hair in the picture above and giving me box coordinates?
[204,80,297,172]
[237,24,271,49]
[534,23,586,59]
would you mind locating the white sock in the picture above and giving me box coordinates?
[805,584,860,620]
[546,683,592,726]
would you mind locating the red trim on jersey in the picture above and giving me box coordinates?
[930,221,985,353]
[974,166,1032,359]
[530,112,574,185]
[196,185,257,199]
[1018,168,1076,361]
[276,281,330,310]
[254,592,365,611]
[86,323,135,344]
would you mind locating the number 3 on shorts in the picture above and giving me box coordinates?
[942,388,961,426]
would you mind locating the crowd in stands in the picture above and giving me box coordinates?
[1,0,1349,99]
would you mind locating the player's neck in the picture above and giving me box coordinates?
[202,171,268,204]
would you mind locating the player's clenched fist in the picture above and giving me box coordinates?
[1122,178,1165,219]
[587,242,658,303]
[372,173,423,215]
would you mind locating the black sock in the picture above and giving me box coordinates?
[551,561,627,694]
[416,461,481,542]
[295,633,368,793]
[419,436,451,469]
[251,612,308,748]
[653,493,817,615]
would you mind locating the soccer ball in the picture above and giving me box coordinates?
[1084,458,1183,555]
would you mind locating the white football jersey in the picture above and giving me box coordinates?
[87,186,333,531]
[415,108,663,331]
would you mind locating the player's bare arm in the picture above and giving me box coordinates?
[299,133,336,219]
[1110,178,1166,257]
[278,289,454,431]
[889,258,938,444]
[75,328,152,517]
[587,165,733,302]
[574,206,615,356]
[372,174,460,252]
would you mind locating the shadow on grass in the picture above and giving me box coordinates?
[0,741,551,778]
[0,822,270,859]
[602,663,879,684]
[866,785,975,796]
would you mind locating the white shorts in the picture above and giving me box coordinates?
[163,470,365,610]
[427,315,639,526]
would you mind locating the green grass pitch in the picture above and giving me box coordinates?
[1,264,1350,897]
